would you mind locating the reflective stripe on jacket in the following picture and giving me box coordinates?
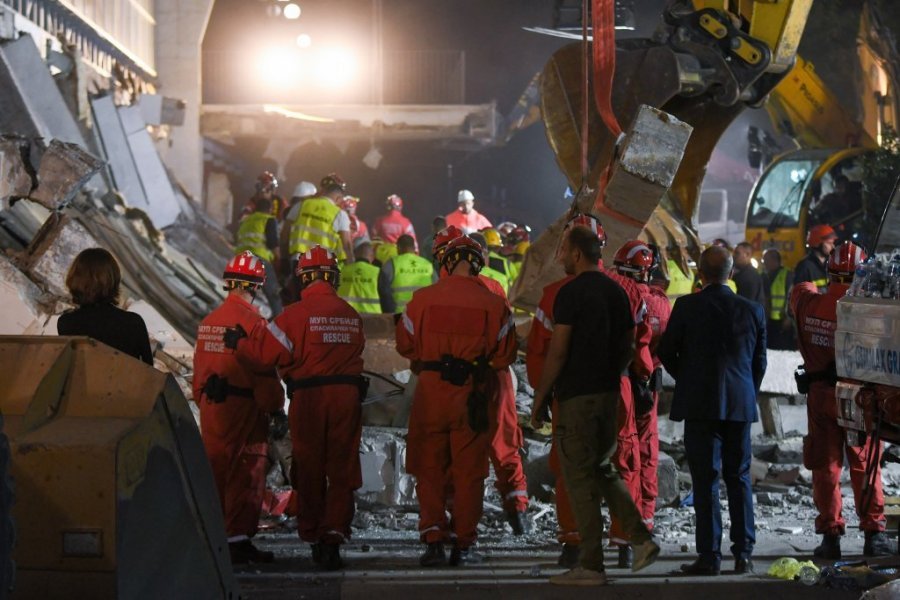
[236,212,275,262]
[338,261,381,314]
[390,253,434,311]
[289,197,344,260]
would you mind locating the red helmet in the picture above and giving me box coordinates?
[827,241,866,278]
[565,213,607,247]
[509,225,531,244]
[296,245,340,288]
[386,194,403,211]
[432,225,464,261]
[441,235,486,274]
[808,224,838,248]
[341,195,360,213]
[320,173,347,193]
[256,171,278,193]
[223,251,266,287]
[614,240,656,280]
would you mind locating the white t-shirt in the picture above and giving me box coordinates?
[286,199,351,233]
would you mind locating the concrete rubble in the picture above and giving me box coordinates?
[28,139,103,210]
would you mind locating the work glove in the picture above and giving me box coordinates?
[270,409,289,440]
[223,324,247,350]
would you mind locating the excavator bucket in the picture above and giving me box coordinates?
[510,40,744,311]
[0,336,238,599]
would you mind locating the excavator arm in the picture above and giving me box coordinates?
[511,0,813,310]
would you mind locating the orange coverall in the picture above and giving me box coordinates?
[791,281,885,535]
[237,283,366,545]
[193,294,284,540]
[397,273,518,548]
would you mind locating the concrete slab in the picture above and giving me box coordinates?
[29,139,104,210]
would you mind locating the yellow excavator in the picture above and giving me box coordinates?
[511,0,898,310]
[745,3,897,268]
[511,0,817,309]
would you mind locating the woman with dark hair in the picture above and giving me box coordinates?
[57,247,154,365]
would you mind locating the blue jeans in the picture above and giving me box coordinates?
[684,419,755,563]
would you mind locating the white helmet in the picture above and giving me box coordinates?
[458,189,475,203]
[292,181,317,198]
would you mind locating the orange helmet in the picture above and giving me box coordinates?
[807,224,838,248]
[432,225,464,261]
[256,171,278,193]
[565,213,607,247]
[827,241,866,278]
[320,173,347,193]
[614,240,656,281]
[223,251,266,287]
[441,235,486,274]
[386,194,404,210]
[296,245,340,288]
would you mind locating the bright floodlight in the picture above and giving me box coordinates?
[315,48,356,87]
[296,34,312,48]
[258,47,299,86]
[283,3,301,19]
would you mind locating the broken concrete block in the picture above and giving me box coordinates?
[657,451,679,508]
[25,213,99,298]
[756,492,783,507]
[0,254,51,334]
[356,427,417,508]
[751,456,770,485]
[604,105,692,225]
[0,135,33,208]
[758,395,784,439]
[522,437,553,502]
[29,139,104,210]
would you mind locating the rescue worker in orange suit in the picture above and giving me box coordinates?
[526,214,650,569]
[398,235,518,566]
[193,251,284,564]
[373,194,417,247]
[791,241,896,559]
[613,241,672,536]
[225,246,366,571]
[469,231,530,534]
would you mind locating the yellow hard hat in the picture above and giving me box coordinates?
[483,228,502,248]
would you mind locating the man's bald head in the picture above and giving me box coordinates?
[699,245,733,285]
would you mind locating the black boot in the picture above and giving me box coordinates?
[310,543,323,564]
[617,545,633,569]
[419,542,447,567]
[506,510,530,536]
[319,542,344,571]
[557,543,580,568]
[814,534,842,560]
[864,531,898,557]
[229,540,275,565]
[449,544,485,566]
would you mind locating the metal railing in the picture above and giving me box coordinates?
[1,0,155,80]
[202,49,466,106]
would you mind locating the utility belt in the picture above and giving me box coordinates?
[202,374,254,404]
[794,363,837,394]
[630,367,664,416]
[420,354,492,433]
[285,374,369,401]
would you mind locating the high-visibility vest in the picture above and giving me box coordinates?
[481,264,509,294]
[375,242,398,265]
[769,267,789,321]
[338,261,381,314]
[390,253,434,310]
[488,251,512,280]
[288,197,345,260]
[235,212,275,262]
[666,259,694,306]
[507,259,522,284]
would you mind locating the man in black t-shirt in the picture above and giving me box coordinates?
[531,225,659,586]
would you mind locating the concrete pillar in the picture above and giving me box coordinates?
[152,0,214,203]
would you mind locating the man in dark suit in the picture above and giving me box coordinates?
[658,246,767,575]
